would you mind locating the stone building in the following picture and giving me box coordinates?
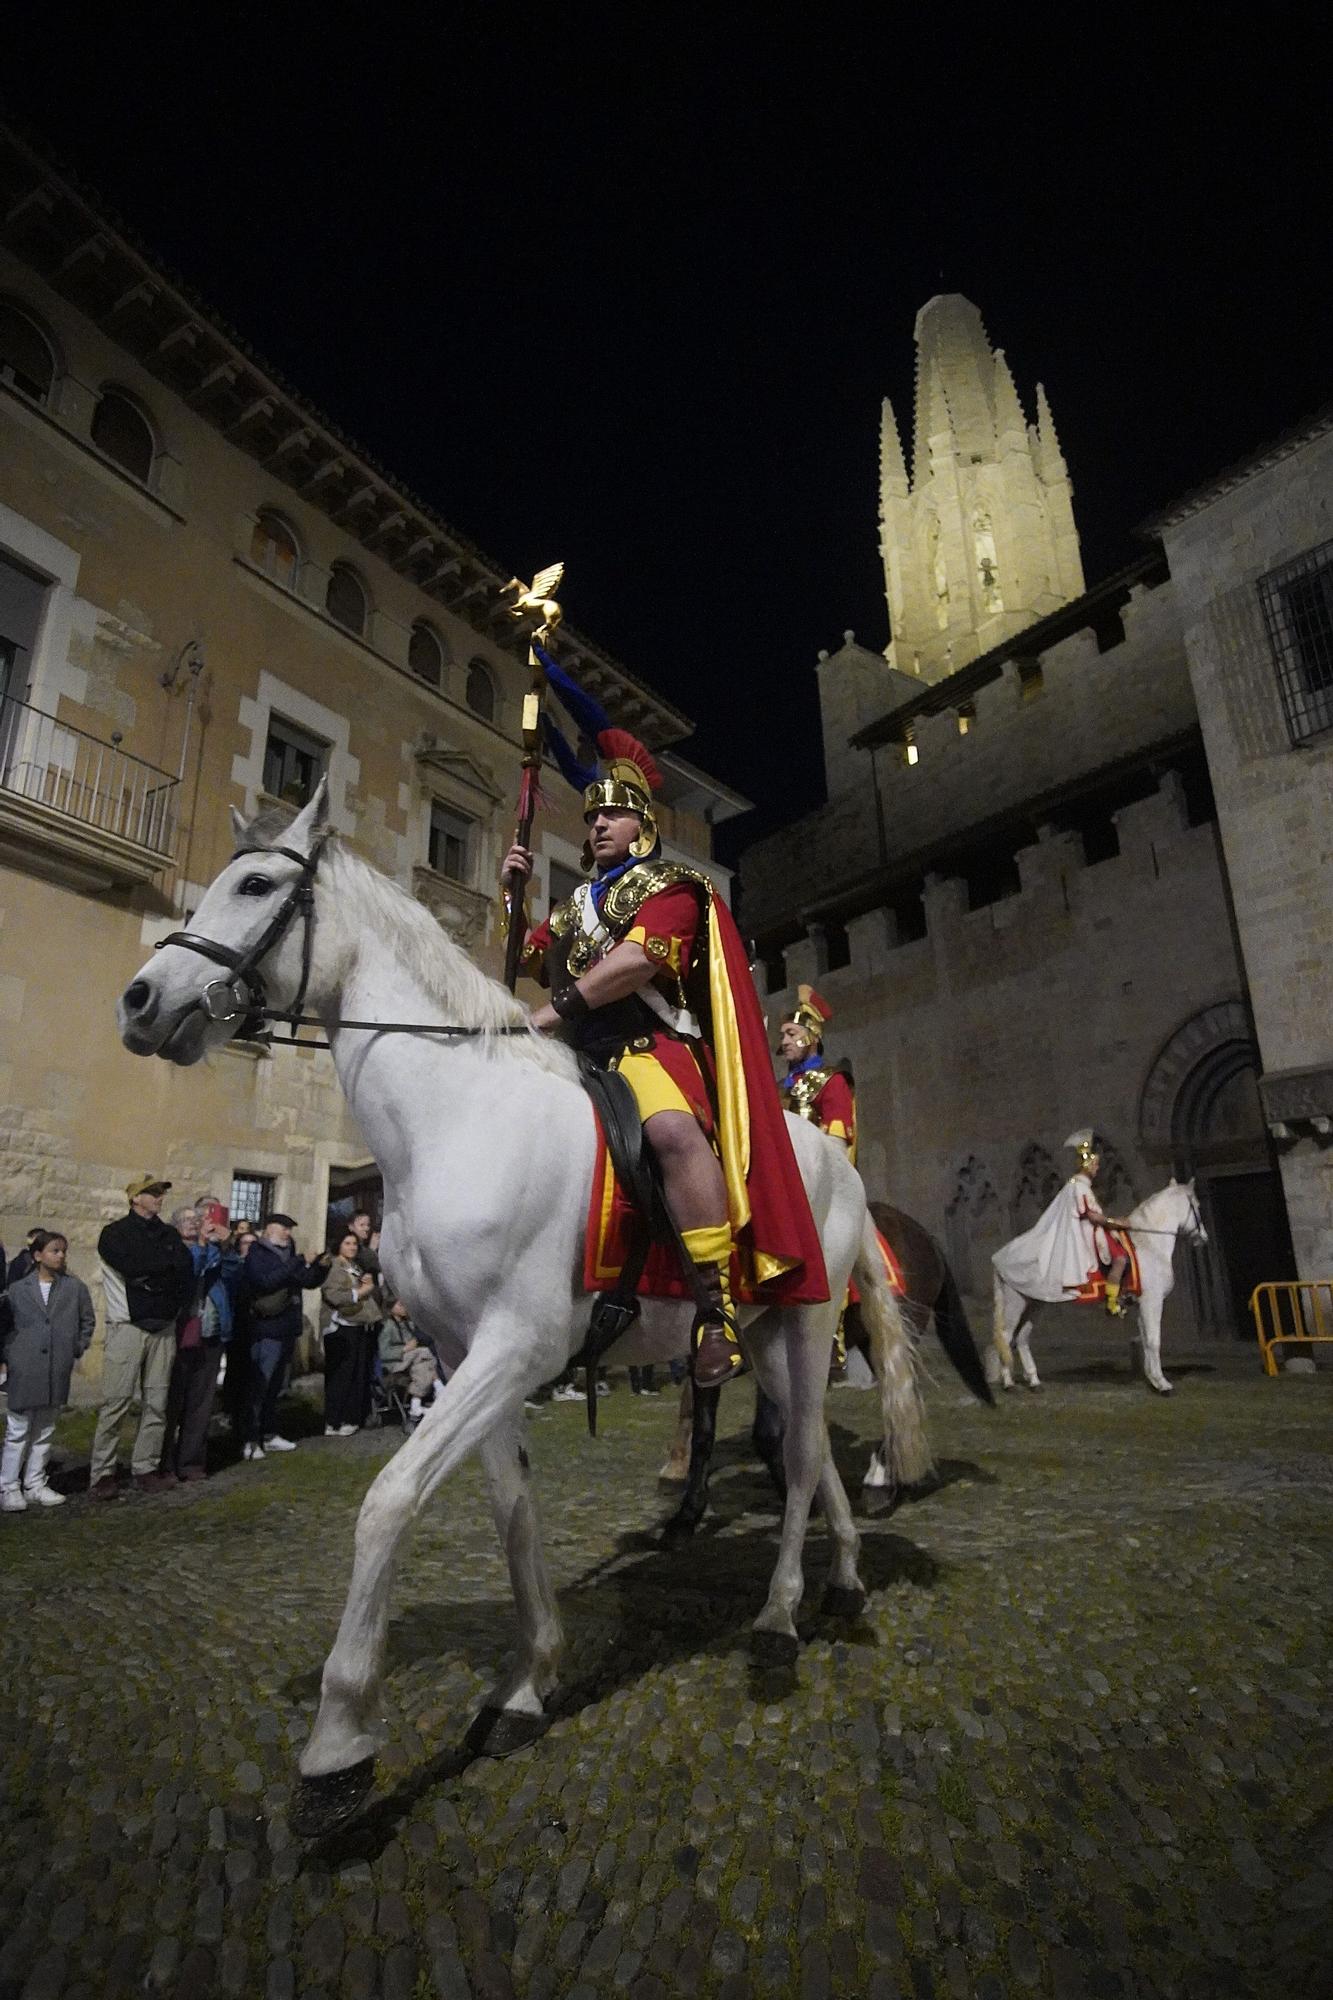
[742,294,1303,1336]
[1154,413,1333,1282]
[0,128,744,1378]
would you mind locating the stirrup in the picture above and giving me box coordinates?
[692,1314,745,1389]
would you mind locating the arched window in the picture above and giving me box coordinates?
[465,657,495,722]
[408,620,445,688]
[326,562,368,636]
[0,299,56,404]
[250,510,300,589]
[91,388,155,483]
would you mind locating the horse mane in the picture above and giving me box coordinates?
[1129,1181,1188,1229]
[246,813,575,1078]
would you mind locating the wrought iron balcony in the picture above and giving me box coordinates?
[0,695,178,890]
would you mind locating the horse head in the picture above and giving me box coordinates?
[1166,1175,1208,1248]
[118,781,332,1065]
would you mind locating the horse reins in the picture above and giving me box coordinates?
[155,838,526,1050]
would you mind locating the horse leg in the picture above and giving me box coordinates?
[658,1377,693,1483]
[1139,1287,1172,1395]
[473,1421,563,1750]
[752,1386,787,1502]
[662,1382,718,1540]
[989,1277,1017,1392]
[750,1309,834,1663]
[295,1346,527,1830]
[1015,1309,1042,1390]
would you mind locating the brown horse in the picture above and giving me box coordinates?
[661,1200,991,1537]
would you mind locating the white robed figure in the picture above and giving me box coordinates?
[992,1130,1132,1313]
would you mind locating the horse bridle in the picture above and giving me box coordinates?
[154,837,527,1048]
[155,839,327,1041]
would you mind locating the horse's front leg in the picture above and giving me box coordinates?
[751,1309,834,1664]
[1139,1289,1172,1394]
[475,1420,563,1748]
[294,1346,527,1833]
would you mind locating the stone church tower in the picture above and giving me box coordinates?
[879,294,1085,681]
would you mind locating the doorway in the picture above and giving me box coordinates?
[327,1160,384,1242]
[1140,1003,1297,1337]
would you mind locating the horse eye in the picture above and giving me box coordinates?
[237,873,274,897]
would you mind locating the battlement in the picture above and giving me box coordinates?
[743,563,1191,938]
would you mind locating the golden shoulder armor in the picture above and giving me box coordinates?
[598,859,709,934]
[785,1067,834,1118]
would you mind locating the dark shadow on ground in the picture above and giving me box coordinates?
[1041,1360,1218,1384]
[290,1517,941,1862]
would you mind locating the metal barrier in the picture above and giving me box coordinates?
[1250,1281,1333,1375]
[0,694,177,855]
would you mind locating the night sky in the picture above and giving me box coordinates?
[8,23,1328,853]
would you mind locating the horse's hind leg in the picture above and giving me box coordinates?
[1015,1312,1042,1390]
[658,1377,692,1483]
[475,1421,563,1746]
[753,1387,787,1502]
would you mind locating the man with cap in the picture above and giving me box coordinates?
[238,1214,331,1459]
[778,986,859,1377]
[504,736,827,1388]
[90,1175,196,1497]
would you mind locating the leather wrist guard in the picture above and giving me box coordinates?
[551,983,591,1025]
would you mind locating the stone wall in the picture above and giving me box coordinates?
[763,784,1246,1334]
[744,569,1192,937]
[1161,424,1333,1279]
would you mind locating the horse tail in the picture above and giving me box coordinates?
[855,1211,933,1486]
[992,1271,1013,1376]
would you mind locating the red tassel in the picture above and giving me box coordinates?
[517,766,541,821]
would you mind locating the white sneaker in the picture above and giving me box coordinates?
[25,1484,65,1508]
[242,1442,265,1461]
[1,1488,27,1513]
[262,1434,297,1452]
[324,1426,340,1437]
[409,1397,424,1418]
[595,1380,610,1397]
[335,1424,358,1437]
[552,1384,581,1402]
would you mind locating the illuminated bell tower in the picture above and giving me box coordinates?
[878,295,1085,683]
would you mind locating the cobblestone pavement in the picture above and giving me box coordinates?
[2,1340,1330,2000]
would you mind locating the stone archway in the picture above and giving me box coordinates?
[1139,1002,1296,1335]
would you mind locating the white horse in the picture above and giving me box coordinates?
[989,1179,1207,1396]
[116,787,927,1835]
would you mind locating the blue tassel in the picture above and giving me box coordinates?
[541,714,598,792]
[535,645,611,742]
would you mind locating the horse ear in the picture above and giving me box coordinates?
[1168,1174,1177,1186]
[285,777,331,852]
[229,806,249,844]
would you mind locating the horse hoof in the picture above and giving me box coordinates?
[821,1585,868,1621]
[1027,1382,1043,1393]
[661,1509,701,1543]
[750,1628,799,1669]
[467,1705,551,1759]
[290,1755,376,1839]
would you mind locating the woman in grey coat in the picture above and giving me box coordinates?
[0,1232,95,1511]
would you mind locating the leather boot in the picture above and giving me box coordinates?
[691,1261,744,1389]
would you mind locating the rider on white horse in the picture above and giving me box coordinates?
[992,1129,1133,1314]
[503,737,828,1390]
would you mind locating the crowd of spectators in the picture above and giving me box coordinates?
[0,1182,443,1515]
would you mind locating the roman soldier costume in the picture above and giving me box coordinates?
[779,986,856,1155]
[520,740,828,1386]
[992,1129,1133,1313]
